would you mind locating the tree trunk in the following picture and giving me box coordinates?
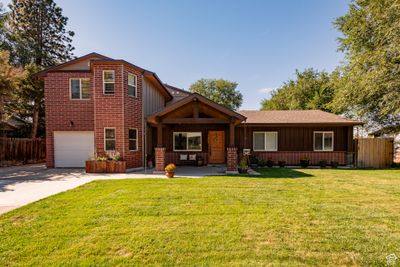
[31,100,39,139]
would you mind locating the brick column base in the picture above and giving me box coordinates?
[154,147,166,173]
[226,147,238,174]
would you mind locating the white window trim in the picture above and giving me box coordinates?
[173,132,202,152]
[253,131,278,151]
[128,128,138,151]
[104,127,116,151]
[128,73,137,97]
[313,131,334,151]
[103,70,115,95]
[69,78,90,100]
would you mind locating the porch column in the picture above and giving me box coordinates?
[226,147,238,174]
[154,118,166,173]
[155,147,166,172]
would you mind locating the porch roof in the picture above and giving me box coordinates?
[147,93,246,125]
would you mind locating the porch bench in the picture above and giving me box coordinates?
[178,154,198,166]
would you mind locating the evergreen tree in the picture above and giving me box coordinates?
[7,0,74,137]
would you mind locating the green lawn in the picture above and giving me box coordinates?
[1,169,400,266]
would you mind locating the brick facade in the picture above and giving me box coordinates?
[44,72,94,167]
[45,62,144,169]
[155,147,166,172]
[226,147,238,173]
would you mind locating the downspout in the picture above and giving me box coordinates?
[121,64,126,158]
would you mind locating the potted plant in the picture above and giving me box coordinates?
[331,160,339,168]
[85,152,126,173]
[147,154,154,168]
[238,156,249,174]
[278,160,286,168]
[165,163,176,178]
[300,158,310,168]
[266,158,274,168]
[319,159,327,168]
[249,155,259,168]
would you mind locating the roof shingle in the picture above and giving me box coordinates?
[238,110,361,125]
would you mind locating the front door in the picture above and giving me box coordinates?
[208,131,225,164]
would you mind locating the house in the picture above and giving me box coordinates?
[0,115,29,137]
[37,53,362,172]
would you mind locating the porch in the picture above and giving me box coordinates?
[147,93,246,173]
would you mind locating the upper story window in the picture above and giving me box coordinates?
[103,70,115,95]
[128,73,137,97]
[70,78,90,99]
[173,132,202,151]
[253,131,278,151]
[314,131,334,151]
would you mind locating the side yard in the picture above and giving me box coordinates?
[0,169,400,266]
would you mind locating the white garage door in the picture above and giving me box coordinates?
[54,131,94,167]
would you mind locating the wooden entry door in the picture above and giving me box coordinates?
[208,131,225,164]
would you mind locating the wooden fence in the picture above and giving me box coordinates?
[355,138,394,168]
[0,138,46,166]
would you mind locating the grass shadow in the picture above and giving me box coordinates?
[234,168,314,179]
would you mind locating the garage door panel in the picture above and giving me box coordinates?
[54,131,94,168]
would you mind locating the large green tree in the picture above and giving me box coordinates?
[261,69,335,112]
[6,0,75,137]
[330,0,400,129]
[189,78,243,110]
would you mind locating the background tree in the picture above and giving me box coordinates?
[189,78,243,110]
[0,50,22,123]
[6,0,75,137]
[261,69,335,112]
[330,0,400,130]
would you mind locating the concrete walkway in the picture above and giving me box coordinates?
[0,164,226,214]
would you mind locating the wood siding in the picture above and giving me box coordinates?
[235,126,353,152]
[143,78,165,117]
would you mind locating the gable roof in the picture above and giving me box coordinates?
[35,52,111,77]
[239,110,362,125]
[164,84,191,97]
[36,53,172,101]
[148,93,246,124]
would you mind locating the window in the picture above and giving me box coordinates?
[128,73,137,97]
[104,128,116,151]
[129,129,138,151]
[70,78,90,99]
[253,132,278,151]
[103,70,115,94]
[314,131,334,151]
[173,132,202,151]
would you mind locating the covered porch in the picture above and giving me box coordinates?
[147,93,245,173]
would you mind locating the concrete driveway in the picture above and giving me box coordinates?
[0,164,225,214]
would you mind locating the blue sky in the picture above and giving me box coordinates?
[4,0,350,110]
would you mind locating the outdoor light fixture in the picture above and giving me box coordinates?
[69,121,74,127]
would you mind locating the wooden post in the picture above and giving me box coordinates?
[193,98,199,118]
[229,121,235,147]
[156,117,163,148]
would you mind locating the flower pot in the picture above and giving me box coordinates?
[278,161,286,168]
[165,171,175,178]
[300,160,309,168]
[85,160,126,173]
[331,161,338,168]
